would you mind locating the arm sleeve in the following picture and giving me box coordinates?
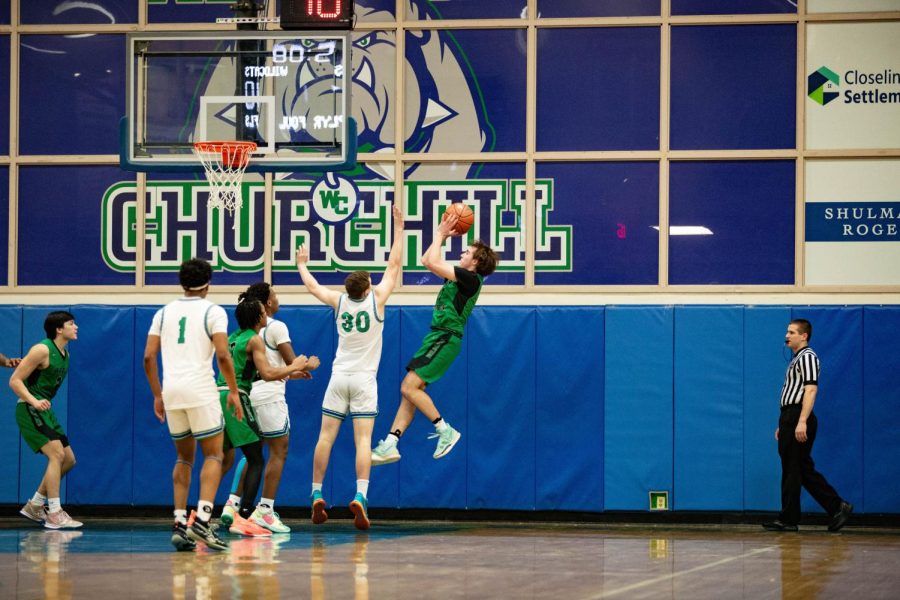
[453,267,480,297]
[800,352,819,385]
[148,308,163,336]
[207,305,229,336]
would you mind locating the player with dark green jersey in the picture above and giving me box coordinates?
[10,311,83,529]
[372,211,500,465]
[216,298,312,534]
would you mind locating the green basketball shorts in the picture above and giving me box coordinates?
[220,390,261,451]
[16,402,69,453]
[406,329,462,384]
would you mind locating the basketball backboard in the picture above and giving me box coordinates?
[122,30,354,172]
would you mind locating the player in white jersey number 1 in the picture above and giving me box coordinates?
[295,205,404,530]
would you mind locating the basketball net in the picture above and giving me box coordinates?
[192,141,257,216]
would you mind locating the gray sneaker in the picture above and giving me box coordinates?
[187,515,229,551]
[429,424,461,459]
[43,510,83,530]
[20,501,47,524]
[371,439,401,465]
[171,521,197,552]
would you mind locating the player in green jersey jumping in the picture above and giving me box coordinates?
[10,311,82,529]
[372,210,499,464]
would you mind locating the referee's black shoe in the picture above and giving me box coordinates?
[828,502,853,532]
[762,520,798,532]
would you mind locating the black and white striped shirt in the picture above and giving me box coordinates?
[780,346,819,407]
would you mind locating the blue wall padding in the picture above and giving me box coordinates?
[793,307,864,514]
[674,306,744,509]
[863,307,900,512]
[742,306,790,511]
[67,306,135,504]
[604,306,674,510]
[2,303,898,514]
[535,306,604,511]
[468,307,536,510]
[0,305,22,503]
[19,306,70,504]
[397,306,468,509]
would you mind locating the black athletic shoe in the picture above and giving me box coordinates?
[828,502,853,532]
[187,517,229,551]
[171,522,196,552]
[762,520,799,532]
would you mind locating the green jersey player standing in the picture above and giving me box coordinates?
[372,209,499,464]
[10,311,82,529]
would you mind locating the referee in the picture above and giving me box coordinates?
[763,319,853,532]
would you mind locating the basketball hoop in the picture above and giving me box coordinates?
[192,141,257,215]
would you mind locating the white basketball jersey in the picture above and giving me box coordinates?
[332,293,384,374]
[250,317,290,406]
[149,297,228,408]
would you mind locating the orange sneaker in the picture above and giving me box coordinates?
[229,513,272,537]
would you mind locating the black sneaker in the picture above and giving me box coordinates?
[187,518,229,551]
[171,522,196,552]
[828,501,853,532]
[762,520,798,532]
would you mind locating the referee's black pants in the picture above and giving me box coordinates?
[778,405,843,525]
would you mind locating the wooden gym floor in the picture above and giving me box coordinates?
[1,518,898,599]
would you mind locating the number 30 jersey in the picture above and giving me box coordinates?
[332,293,384,375]
[149,297,229,408]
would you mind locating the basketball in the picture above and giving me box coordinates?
[444,203,475,234]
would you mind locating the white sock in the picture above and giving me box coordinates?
[197,501,214,523]
[31,492,47,505]
[48,498,61,513]
[357,479,369,498]
[258,498,274,513]
[228,494,241,507]
[386,433,400,446]
[174,509,188,525]
[312,483,323,494]
[435,419,449,432]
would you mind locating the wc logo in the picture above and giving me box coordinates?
[808,66,840,106]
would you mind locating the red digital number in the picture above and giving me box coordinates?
[307,0,341,19]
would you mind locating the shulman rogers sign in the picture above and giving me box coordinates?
[806,202,900,241]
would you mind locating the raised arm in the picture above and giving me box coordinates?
[9,343,51,411]
[421,211,461,281]
[373,205,404,308]
[296,245,342,309]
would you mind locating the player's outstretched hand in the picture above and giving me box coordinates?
[295,244,309,267]
[306,355,321,371]
[292,354,309,372]
[393,205,404,232]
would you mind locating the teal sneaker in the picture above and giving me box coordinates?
[349,493,370,530]
[371,439,401,465]
[219,502,236,526]
[311,490,328,525]
[429,424,461,459]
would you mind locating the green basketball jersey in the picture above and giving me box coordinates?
[25,339,69,402]
[429,267,483,336]
[216,329,259,393]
